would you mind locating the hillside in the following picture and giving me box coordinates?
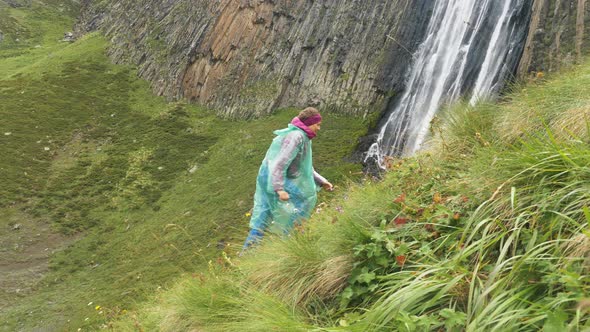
[1,1,590,331]
[109,61,590,331]
[0,3,365,330]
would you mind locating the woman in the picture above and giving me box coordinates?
[242,107,333,250]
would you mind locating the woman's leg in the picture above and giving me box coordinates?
[241,228,264,251]
[242,166,272,255]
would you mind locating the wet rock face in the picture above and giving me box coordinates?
[518,0,589,77]
[76,0,435,118]
[77,0,588,118]
[1,0,31,8]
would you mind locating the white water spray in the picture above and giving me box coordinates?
[366,0,529,167]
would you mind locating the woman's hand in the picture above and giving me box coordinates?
[322,182,334,191]
[277,190,290,201]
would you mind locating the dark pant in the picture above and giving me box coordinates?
[240,228,264,255]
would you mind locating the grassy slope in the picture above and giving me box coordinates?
[115,62,590,330]
[0,4,366,331]
[0,0,79,77]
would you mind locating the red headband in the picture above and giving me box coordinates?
[301,114,322,126]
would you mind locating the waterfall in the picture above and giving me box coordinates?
[365,0,530,167]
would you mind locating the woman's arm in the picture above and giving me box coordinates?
[313,169,327,185]
[313,169,334,191]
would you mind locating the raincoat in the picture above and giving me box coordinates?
[249,123,327,235]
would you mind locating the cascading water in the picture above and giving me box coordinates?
[365,0,531,167]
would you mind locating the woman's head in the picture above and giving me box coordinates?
[298,107,322,134]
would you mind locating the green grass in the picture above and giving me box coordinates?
[0,5,368,331]
[0,0,79,78]
[4,2,590,331]
[117,62,590,331]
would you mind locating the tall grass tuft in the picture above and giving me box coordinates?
[147,273,313,332]
[239,232,353,306]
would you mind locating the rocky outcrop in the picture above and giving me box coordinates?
[77,0,589,118]
[1,0,31,8]
[518,0,589,76]
[76,0,434,118]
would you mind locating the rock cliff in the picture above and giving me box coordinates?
[76,0,434,118]
[518,0,589,76]
[77,0,588,118]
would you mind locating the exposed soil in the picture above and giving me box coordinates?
[0,207,75,313]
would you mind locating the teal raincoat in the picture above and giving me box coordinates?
[249,124,327,234]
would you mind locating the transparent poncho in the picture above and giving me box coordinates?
[249,124,324,234]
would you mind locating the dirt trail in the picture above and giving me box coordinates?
[0,207,75,313]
